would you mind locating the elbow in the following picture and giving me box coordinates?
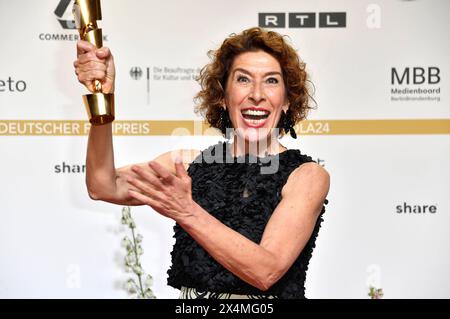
[86,179,103,201]
[250,253,288,292]
[85,170,118,202]
[256,268,285,292]
[257,283,271,292]
[258,278,276,292]
[87,186,102,201]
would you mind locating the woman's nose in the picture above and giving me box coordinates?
[248,83,265,104]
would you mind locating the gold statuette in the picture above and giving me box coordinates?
[73,0,114,125]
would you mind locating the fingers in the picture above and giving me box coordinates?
[148,161,174,183]
[74,41,115,93]
[75,47,109,66]
[77,51,105,65]
[74,48,109,89]
[127,170,166,212]
[76,40,97,56]
[76,60,106,72]
[128,189,162,210]
[130,165,164,190]
[77,70,106,84]
[174,156,188,179]
[127,177,163,201]
[96,47,111,60]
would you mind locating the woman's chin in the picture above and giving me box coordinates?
[234,126,273,144]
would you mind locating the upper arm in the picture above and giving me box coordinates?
[259,162,330,284]
[103,149,200,206]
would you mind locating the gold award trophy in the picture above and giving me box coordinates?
[73,0,114,125]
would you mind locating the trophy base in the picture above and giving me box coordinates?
[83,92,115,126]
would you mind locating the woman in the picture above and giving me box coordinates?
[74,27,330,299]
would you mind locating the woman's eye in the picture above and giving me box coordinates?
[237,75,249,83]
[267,77,279,84]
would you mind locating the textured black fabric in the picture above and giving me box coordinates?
[167,141,328,299]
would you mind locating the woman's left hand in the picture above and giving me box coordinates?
[126,158,196,222]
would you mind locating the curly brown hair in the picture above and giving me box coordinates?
[194,27,316,137]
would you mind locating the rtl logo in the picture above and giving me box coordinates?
[259,12,346,28]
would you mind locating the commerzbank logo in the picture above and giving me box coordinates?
[54,0,76,30]
[38,0,108,42]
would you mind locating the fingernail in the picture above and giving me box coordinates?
[175,156,182,164]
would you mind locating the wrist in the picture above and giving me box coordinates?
[176,200,203,229]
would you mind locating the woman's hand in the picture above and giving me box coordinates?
[73,40,115,94]
[126,158,197,222]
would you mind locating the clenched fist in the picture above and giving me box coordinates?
[73,40,115,94]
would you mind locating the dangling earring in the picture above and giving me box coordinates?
[219,107,232,139]
[281,109,297,139]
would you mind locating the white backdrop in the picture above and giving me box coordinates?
[0,0,449,298]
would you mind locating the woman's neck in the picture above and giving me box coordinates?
[230,135,286,157]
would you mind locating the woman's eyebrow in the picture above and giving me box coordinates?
[232,68,282,77]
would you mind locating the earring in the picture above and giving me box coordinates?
[218,107,232,139]
[281,110,297,139]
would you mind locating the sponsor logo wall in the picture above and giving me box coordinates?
[0,0,449,298]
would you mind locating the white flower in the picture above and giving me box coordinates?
[132,265,143,275]
[122,236,132,248]
[125,254,137,265]
[145,275,154,287]
[144,289,156,299]
[120,206,157,299]
[127,279,138,293]
[122,206,130,217]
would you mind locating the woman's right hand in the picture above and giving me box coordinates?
[74,40,115,94]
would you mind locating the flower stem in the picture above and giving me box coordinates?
[131,226,144,296]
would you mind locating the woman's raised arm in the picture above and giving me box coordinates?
[74,40,198,206]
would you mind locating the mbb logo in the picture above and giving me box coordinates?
[259,12,346,28]
[391,67,440,85]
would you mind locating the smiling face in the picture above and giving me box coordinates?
[224,50,289,144]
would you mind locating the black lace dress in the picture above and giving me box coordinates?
[167,141,328,299]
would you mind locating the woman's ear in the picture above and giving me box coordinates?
[221,97,228,109]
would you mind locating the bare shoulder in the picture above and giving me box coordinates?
[282,162,330,200]
[290,162,330,182]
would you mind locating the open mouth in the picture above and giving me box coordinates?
[241,108,271,128]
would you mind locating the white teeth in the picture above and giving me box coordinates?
[245,119,266,125]
[241,109,270,116]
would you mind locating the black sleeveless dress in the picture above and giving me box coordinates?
[167,141,328,299]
